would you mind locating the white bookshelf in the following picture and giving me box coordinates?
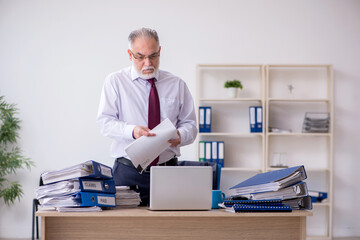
[265,64,333,240]
[196,64,334,240]
[196,64,265,197]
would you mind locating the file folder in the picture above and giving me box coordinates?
[36,178,116,199]
[199,141,205,162]
[39,191,116,207]
[217,141,224,167]
[249,106,256,132]
[77,192,116,207]
[79,178,116,194]
[229,165,307,196]
[249,106,262,133]
[308,190,328,202]
[256,106,263,132]
[211,141,218,164]
[205,107,212,132]
[199,107,206,132]
[250,181,308,200]
[205,141,212,163]
[282,196,313,210]
[42,160,113,185]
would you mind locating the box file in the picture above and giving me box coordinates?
[199,141,205,162]
[41,160,113,185]
[217,141,224,167]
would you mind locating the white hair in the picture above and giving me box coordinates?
[128,27,160,50]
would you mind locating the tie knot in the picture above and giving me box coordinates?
[147,78,156,86]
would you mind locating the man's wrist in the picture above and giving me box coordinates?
[124,124,136,140]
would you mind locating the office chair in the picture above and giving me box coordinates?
[32,177,43,240]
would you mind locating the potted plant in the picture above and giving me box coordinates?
[0,95,33,205]
[224,79,243,98]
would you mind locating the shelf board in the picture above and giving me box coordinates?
[306,236,331,240]
[221,167,262,172]
[313,202,331,207]
[266,64,332,68]
[199,98,263,102]
[199,132,263,137]
[197,64,263,68]
[268,98,330,102]
[267,132,331,137]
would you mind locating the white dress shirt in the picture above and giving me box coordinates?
[97,66,197,163]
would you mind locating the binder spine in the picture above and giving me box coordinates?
[88,161,113,179]
[79,192,116,207]
[199,107,205,132]
[79,178,116,194]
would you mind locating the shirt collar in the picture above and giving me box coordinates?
[130,65,160,82]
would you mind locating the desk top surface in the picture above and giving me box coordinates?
[36,207,312,218]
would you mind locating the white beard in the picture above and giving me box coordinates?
[132,62,158,80]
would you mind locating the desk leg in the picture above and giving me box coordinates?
[41,216,46,240]
[299,216,306,240]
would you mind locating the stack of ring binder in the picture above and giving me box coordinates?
[36,160,117,210]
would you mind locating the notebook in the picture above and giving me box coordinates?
[149,166,212,210]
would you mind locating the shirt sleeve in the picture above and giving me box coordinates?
[96,76,135,141]
[176,81,198,146]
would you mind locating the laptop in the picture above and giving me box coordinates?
[149,166,212,210]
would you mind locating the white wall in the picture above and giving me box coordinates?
[1,0,359,237]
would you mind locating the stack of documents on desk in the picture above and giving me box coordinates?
[229,165,312,210]
[115,186,141,208]
[36,160,116,210]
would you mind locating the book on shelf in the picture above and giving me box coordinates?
[229,165,307,196]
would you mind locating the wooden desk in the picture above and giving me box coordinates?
[36,208,312,240]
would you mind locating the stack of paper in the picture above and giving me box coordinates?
[302,112,330,133]
[115,186,141,208]
[228,165,312,211]
[36,160,117,211]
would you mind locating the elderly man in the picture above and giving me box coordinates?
[97,27,197,205]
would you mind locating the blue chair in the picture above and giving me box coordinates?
[177,161,221,190]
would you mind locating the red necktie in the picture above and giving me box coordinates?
[148,78,160,166]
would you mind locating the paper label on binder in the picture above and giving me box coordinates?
[82,181,103,191]
[257,107,262,123]
[100,166,112,178]
[250,107,255,124]
[97,196,115,206]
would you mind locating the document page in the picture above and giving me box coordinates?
[124,118,178,171]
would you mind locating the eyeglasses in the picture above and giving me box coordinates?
[129,50,160,61]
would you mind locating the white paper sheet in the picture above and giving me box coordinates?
[124,118,178,171]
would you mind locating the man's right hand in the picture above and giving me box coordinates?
[133,126,156,139]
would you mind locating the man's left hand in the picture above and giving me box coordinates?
[168,130,181,147]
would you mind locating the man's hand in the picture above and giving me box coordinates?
[168,130,181,147]
[133,126,156,139]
